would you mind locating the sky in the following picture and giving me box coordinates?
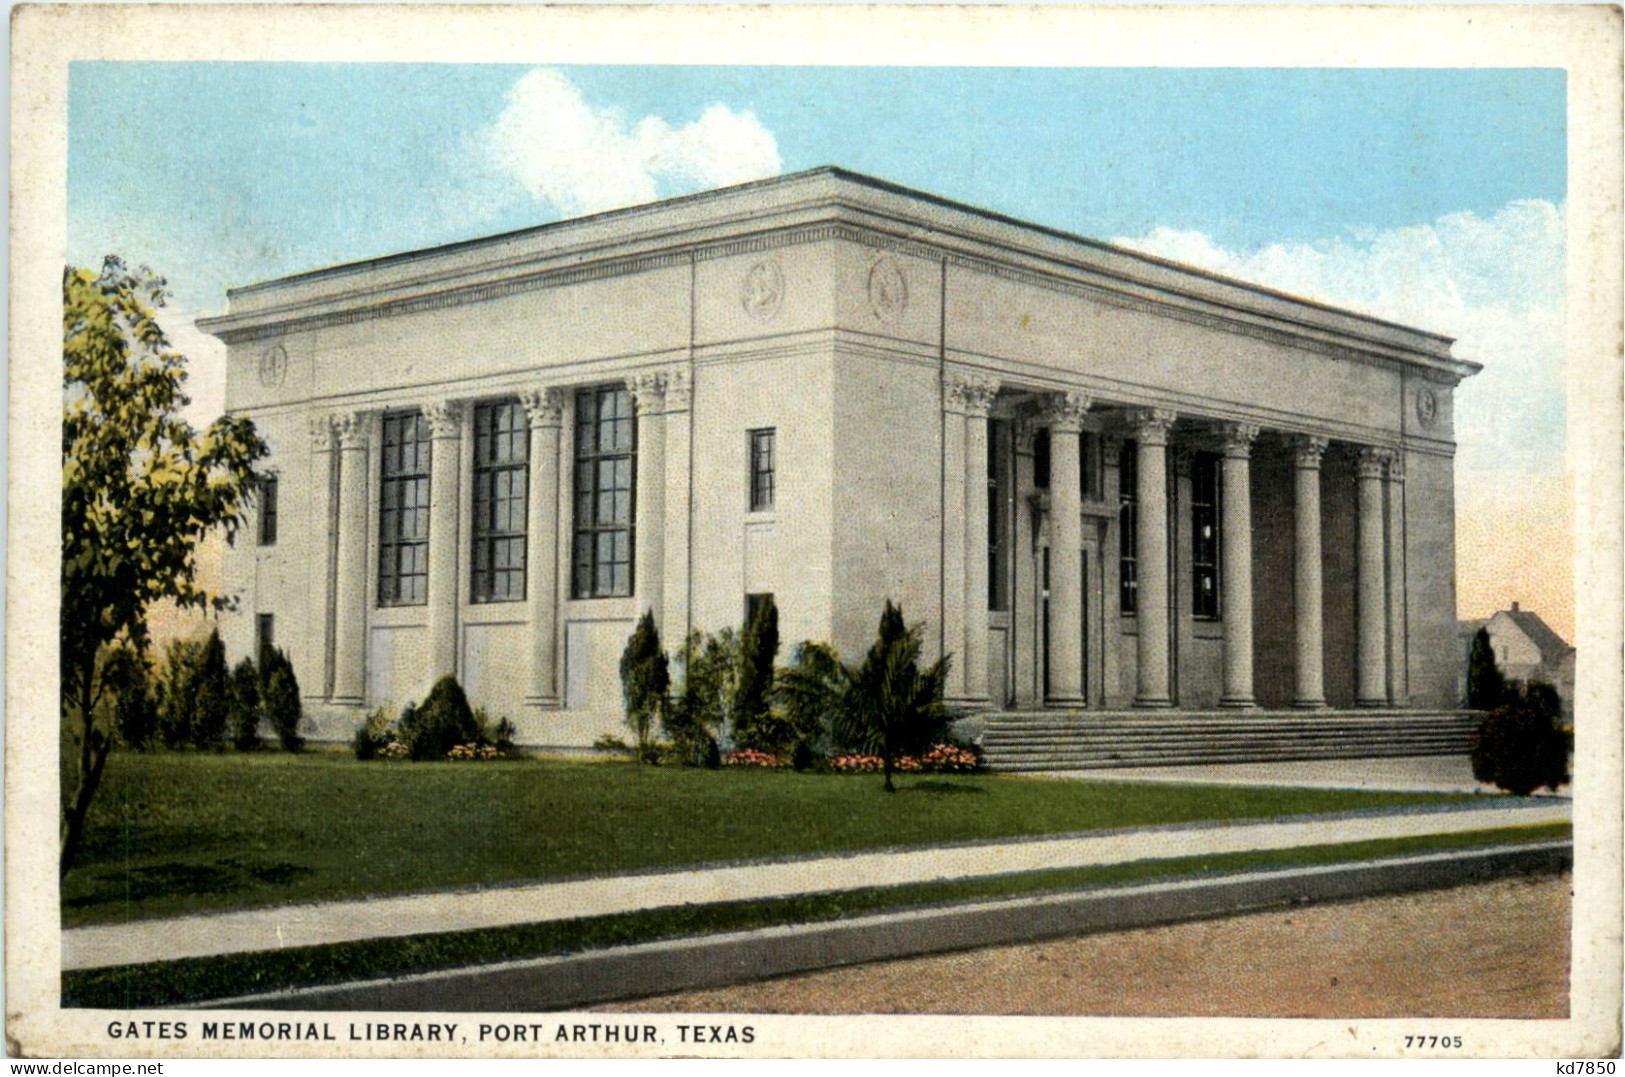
[66,63,1572,636]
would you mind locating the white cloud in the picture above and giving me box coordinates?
[1112,200,1567,478]
[482,69,782,218]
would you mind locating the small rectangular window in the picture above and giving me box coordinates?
[256,613,274,667]
[1192,453,1221,620]
[1119,439,1139,616]
[472,400,529,603]
[257,476,278,546]
[749,428,776,512]
[379,411,431,606]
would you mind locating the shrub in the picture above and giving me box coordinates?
[620,612,670,764]
[665,629,738,767]
[353,707,394,761]
[832,602,951,792]
[105,646,158,750]
[1466,627,1511,710]
[592,734,635,756]
[155,631,229,749]
[472,708,519,753]
[190,630,230,749]
[772,640,843,768]
[227,658,263,751]
[730,596,779,750]
[259,647,304,752]
[399,676,480,761]
[723,748,780,768]
[1470,685,1569,796]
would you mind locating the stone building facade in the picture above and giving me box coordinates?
[199,168,1480,747]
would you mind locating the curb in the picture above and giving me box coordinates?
[207,839,1571,1013]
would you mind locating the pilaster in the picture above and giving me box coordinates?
[521,388,565,707]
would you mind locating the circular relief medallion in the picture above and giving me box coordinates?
[739,260,784,320]
[1415,386,1438,428]
[258,343,288,388]
[867,256,909,323]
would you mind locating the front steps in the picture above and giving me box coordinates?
[980,709,1480,772]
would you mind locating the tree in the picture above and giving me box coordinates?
[730,595,779,750]
[260,647,305,752]
[189,629,230,749]
[1466,627,1509,710]
[228,657,263,751]
[1471,681,1569,796]
[780,602,951,792]
[665,628,741,767]
[619,611,670,763]
[61,256,268,876]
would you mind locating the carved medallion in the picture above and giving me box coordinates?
[740,260,784,320]
[257,344,288,388]
[867,257,909,323]
[1415,387,1439,428]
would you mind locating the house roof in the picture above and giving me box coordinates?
[1501,609,1574,663]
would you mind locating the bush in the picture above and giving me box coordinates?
[472,708,519,753]
[620,612,670,764]
[1470,685,1569,796]
[665,629,738,767]
[227,658,263,751]
[155,631,229,749]
[259,647,304,752]
[399,676,479,761]
[353,707,394,761]
[731,596,779,750]
[105,646,158,750]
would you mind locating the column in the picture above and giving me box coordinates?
[940,375,969,700]
[1383,451,1409,706]
[1354,447,1389,706]
[426,402,462,678]
[959,374,1000,706]
[331,413,370,706]
[1131,408,1176,708]
[661,366,694,651]
[1011,418,1039,707]
[1100,435,1124,706]
[1043,391,1091,706]
[307,416,337,700]
[1292,434,1329,708]
[1218,422,1259,707]
[629,373,666,624]
[521,388,564,707]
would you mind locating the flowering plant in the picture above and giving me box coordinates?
[379,740,410,760]
[447,742,503,761]
[723,748,781,768]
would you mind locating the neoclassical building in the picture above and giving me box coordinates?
[200,168,1479,748]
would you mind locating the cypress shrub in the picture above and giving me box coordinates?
[227,657,263,751]
[1470,683,1569,796]
[399,676,478,760]
[619,611,670,764]
[1466,627,1510,710]
[730,595,780,751]
[189,630,229,749]
[260,647,304,752]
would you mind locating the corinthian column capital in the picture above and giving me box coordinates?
[426,400,462,439]
[519,387,566,428]
[309,414,335,453]
[333,412,367,451]
[1219,421,1261,458]
[1040,390,1093,433]
[628,372,668,415]
[1353,446,1388,481]
[1127,407,1177,446]
[1292,434,1329,469]
[944,371,1001,417]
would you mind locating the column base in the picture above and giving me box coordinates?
[1218,697,1258,709]
[329,695,365,708]
[947,695,992,713]
[1354,696,1389,709]
[1293,698,1329,710]
[525,695,562,709]
[1045,695,1086,709]
[1134,696,1174,709]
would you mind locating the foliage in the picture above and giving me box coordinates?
[399,676,480,761]
[832,602,952,792]
[592,734,635,756]
[771,641,845,769]
[105,646,158,751]
[1470,681,1570,796]
[259,647,304,753]
[155,630,229,750]
[60,256,268,876]
[227,658,262,751]
[473,708,519,754]
[730,596,780,750]
[353,708,395,761]
[619,611,671,764]
[664,628,740,767]
[1466,627,1511,710]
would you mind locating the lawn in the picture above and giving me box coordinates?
[64,749,1489,927]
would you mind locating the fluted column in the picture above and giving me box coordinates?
[1292,435,1329,708]
[1354,447,1389,706]
[1011,418,1040,707]
[331,413,370,706]
[661,367,693,650]
[1384,452,1409,706]
[953,373,1000,706]
[1131,408,1176,707]
[1100,435,1125,707]
[629,373,667,623]
[1219,422,1260,707]
[1042,391,1091,706]
[425,402,463,678]
[307,416,337,700]
[521,388,564,707]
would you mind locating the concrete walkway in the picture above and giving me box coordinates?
[61,798,1569,972]
[1041,754,1571,796]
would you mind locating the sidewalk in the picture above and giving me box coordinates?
[61,798,1569,972]
[1041,754,1569,795]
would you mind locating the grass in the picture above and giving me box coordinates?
[64,749,1491,928]
[61,823,1571,1009]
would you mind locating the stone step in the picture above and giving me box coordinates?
[984,743,1472,771]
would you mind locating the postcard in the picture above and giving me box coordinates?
[9,3,1621,1060]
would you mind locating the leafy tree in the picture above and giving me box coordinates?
[259,647,305,752]
[61,256,268,876]
[620,612,671,763]
[664,628,739,767]
[1466,627,1510,710]
[227,657,263,751]
[730,596,780,750]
